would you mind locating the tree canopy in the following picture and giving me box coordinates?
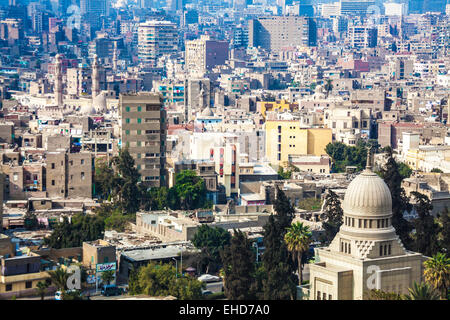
[44,214,104,249]
[221,230,256,300]
[128,262,204,299]
[192,225,231,274]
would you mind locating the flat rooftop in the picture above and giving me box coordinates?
[122,245,184,262]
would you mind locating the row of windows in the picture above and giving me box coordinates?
[341,241,351,254]
[125,118,162,124]
[344,217,390,229]
[380,243,392,256]
[124,130,162,135]
[124,105,160,112]
[317,291,332,300]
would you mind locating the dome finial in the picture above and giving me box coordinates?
[366,145,374,171]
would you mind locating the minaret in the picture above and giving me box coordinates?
[113,42,118,72]
[54,54,63,107]
[92,54,100,99]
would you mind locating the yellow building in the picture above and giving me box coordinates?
[257,100,299,119]
[265,120,332,167]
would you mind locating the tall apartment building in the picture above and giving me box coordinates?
[248,16,317,51]
[185,35,229,74]
[120,93,167,187]
[45,151,93,199]
[339,0,376,16]
[265,121,332,167]
[348,25,377,49]
[138,20,178,67]
[80,0,108,29]
[211,143,240,198]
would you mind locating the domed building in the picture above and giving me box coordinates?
[307,156,425,300]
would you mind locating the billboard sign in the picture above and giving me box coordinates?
[96,262,116,272]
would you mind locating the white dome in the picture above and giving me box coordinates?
[80,103,97,115]
[343,169,392,216]
[92,92,107,112]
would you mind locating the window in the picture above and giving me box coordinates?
[51,180,55,186]
[6,284,12,291]
[323,293,327,300]
[328,294,332,300]
[126,118,130,124]
[137,106,142,112]
[25,281,32,289]
[81,159,84,165]
[126,130,130,135]
[81,172,85,180]
[51,163,55,169]
[137,118,142,124]
[317,291,321,300]
[126,106,130,112]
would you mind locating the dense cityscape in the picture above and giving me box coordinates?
[0,0,448,306]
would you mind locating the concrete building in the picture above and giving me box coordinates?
[82,240,116,270]
[185,35,229,74]
[211,143,240,197]
[307,162,425,300]
[248,16,317,51]
[348,25,378,49]
[45,151,93,199]
[138,20,178,67]
[265,120,332,167]
[120,92,167,187]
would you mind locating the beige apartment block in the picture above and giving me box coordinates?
[120,92,166,187]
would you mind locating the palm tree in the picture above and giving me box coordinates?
[284,222,312,285]
[101,270,115,285]
[48,267,69,292]
[405,282,440,300]
[423,252,450,299]
[36,281,49,300]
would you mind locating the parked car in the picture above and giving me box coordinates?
[202,289,213,296]
[101,284,123,297]
[198,274,221,283]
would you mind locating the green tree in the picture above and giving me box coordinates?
[404,282,440,300]
[192,225,231,274]
[431,168,444,173]
[101,270,115,285]
[48,267,69,292]
[411,192,441,257]
[170,170,208,210]
[112,148,142,214]
[262,214,297,300]
[325,141,368,173]
[438,208,450,253]
[380,150,413,249]
[24,212,40,230]
[284,222,312,285]
[423,252,450,299]
[36,281,49,300]
[129,262,204,299]
[44,214,105,249]
[94,160,118,200]
[398,162,413,179]
[221,230,256,300]
[61,290,84,300]
[277,166,292,179]
[320,190,343,245]
[273,186,295,231]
